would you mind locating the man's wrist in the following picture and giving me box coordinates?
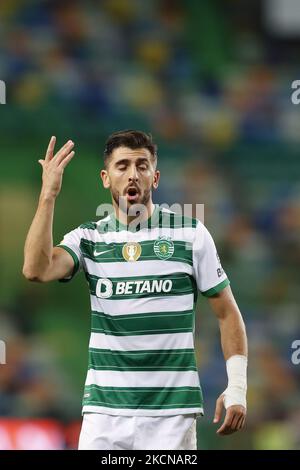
[39,190,57,204]
[223,354,247,409]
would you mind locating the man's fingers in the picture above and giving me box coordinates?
[217,423,235,435]
[58,151,75,169]
[237,415,246,430]
[217,412,232,434]
[54,140,74,165]
[213,396,224,423]
[234,415,243,431]
[217,409,246,435]
[230,413,242,431]
[233,407,246,431]
[45,136,56,161]
[216,409,235,435]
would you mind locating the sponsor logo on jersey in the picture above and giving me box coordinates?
[96,278,113,298]
[95,278,173,298]
[122,242,142,261]
[154,237,174,260]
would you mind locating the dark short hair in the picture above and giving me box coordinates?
[103,129,157,167]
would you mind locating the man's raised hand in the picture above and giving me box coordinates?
[38,136,75,199]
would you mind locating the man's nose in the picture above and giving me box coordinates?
[128,166,138,182]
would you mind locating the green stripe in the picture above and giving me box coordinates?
[83,385,203,409]
[88,348,197,371]
[202,278,230,297]
[79,221,97,230]
[91,310,193,336]
[87,273,196,300]
[56,245,79,283]
[80,239,193,265]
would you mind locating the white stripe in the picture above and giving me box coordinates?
[97,214,111,224]
[78,228,100,239]
[85,369,200,388]
[90,293,194,316]
[89,331,194,351]
[85,258,193,278]
[82,405,204,417]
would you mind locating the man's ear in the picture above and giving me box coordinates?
[101,169,110,189]
[152,170,160,190]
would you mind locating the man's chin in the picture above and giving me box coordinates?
[119,195,139,207]
[123,201,145,217]
[114,194,149,215]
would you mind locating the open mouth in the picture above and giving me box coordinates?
[126,186,140,202]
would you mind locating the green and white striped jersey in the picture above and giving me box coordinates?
[57,205,229,417]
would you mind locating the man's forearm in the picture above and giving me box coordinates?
[23,192,56,280]
[219,309,248,361]
[209,287,248,424]
[219,309,248,409]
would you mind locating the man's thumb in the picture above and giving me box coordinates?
[213,397,224,423]
[38,159,44,166]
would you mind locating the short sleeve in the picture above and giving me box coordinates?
[193,221,230,296]
[56,227,83,282]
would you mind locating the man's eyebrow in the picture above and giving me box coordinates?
[114,157,150,165]
[114,158,130,166]
[136,157,149,164]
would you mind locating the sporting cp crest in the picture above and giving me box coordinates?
[154,237,174,260]
[122,242,142,262]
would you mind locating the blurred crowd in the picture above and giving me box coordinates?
[1,0,300,144]
[1,0,300,449]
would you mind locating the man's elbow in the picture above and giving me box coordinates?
[22,266,46,283]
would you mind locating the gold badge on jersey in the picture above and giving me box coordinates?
[122,242,142,262]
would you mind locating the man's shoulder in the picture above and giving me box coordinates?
[78,214,112,233]
[79,221,98,230]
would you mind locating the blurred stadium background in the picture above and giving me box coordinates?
[1,0,300,450]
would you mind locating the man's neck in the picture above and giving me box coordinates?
[113,201,156,226]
